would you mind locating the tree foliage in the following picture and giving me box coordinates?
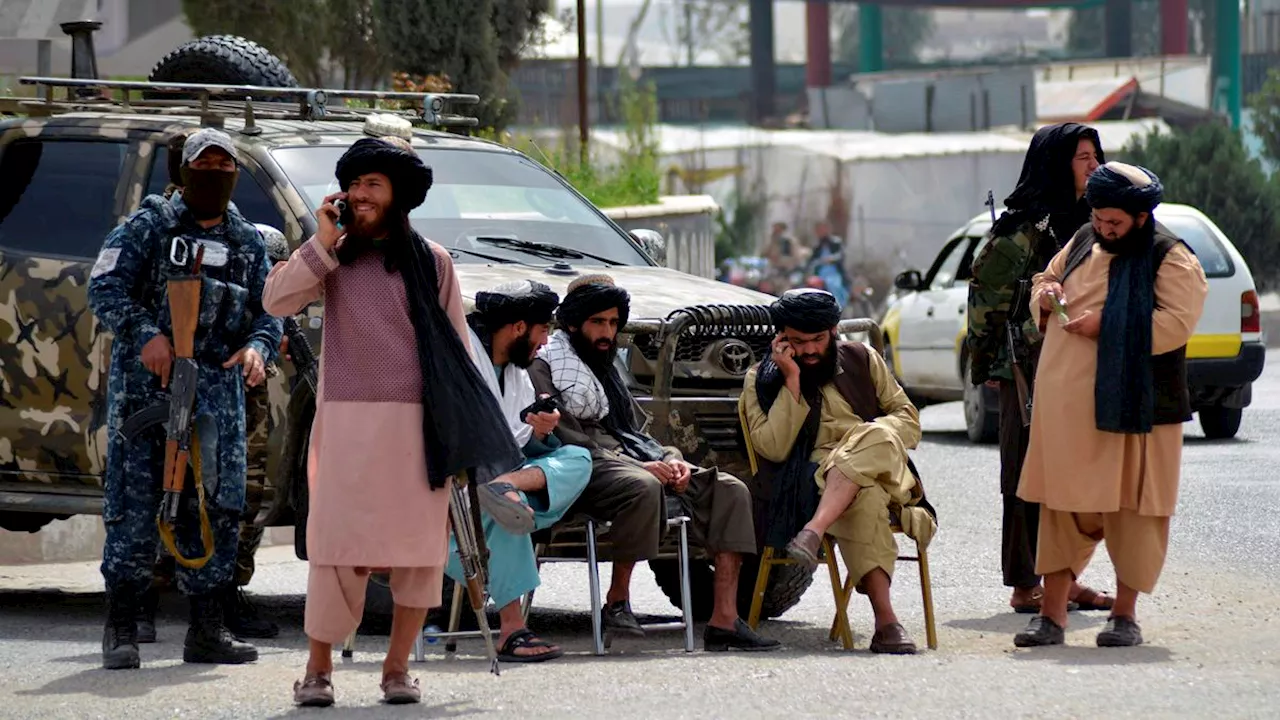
[1122,123,1280,290]
[182,0,553,126]
[833,6,936,69]
[1246,68,1280,168]
[661,1,750,66]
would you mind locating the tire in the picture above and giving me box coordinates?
[649,555,816,622]
[0,512,59,533]
[146,35,299,102]
[963,373,999,444]
[1198,406,1242,440]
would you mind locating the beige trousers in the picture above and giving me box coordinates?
[1036,508,1171,594]
[304,564,443,645]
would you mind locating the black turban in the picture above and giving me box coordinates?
[335,137,434,211]
[557,276,631,330]
[771,289,842,333]
[1085,161,1163,217]
[475,280,560,327]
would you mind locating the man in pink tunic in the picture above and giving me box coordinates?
[264,138,525,707]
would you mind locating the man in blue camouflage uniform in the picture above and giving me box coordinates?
[965,122,1115,616]
[88,128,283,670]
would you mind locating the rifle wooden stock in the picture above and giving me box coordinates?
[167,277,201,359]
[1011,365,1032,427]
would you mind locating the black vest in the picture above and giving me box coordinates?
[1060,223,1192,426]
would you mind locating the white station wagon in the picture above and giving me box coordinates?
[881,203,1266,443]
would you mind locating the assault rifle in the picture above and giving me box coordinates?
[281,316,318,395]
[120,237,215,569]
[1006,278,1033,427]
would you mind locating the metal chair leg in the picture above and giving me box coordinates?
[746,547,775,629]
[677,518,694,652]
[585,519,606,656]
[918,541,938,650]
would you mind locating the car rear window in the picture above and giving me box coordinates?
[1159,215,1233,278]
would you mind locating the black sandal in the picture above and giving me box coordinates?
[497,628,564,663]
[477,481,535,535]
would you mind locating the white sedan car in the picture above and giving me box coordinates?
[880,203,1266,443]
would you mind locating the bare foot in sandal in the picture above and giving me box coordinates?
[497,627,564,663]
[1070,584,1115,611]
[478,467,547,535]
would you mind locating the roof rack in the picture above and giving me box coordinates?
[0,77,481,132]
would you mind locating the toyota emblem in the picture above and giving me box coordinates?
[715,339,755,376]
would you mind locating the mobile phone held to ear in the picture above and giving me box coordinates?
[333,198,353,229]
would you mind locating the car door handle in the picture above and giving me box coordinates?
[926,307,934,317]
[958,305,965,314]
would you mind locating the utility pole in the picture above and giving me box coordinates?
[577,0,589,165]
[596,0,604,73]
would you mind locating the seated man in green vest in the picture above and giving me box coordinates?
[741,289,936,654]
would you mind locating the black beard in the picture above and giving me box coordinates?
[507,331,536,369]
[797,336,838,396]
[570,329,617,375]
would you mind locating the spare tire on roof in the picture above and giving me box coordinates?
[145,35,299,103]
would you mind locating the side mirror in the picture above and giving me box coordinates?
[631,229,667,266]
[894,270,923,291]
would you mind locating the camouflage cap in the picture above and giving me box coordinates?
[181,127,239,165]
[254,223,291,263]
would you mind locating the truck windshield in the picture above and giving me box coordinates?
[271,145,650,266]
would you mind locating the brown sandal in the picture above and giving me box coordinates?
[785,529,822,570]
[1072,587,1115,612]
[1011,587,1080,614]
[381,671,421,705]
[293,673,334,708]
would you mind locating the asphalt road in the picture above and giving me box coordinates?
[1,361,1278,719]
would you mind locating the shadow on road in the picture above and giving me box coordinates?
[266,699,481,719]
[1010,644,1175,666]
[14,663,223,699]
[920,430,985,448]
[945,611,1107,635]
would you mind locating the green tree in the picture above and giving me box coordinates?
[1246,68,1280,167]
[1121,122,1280,290]
[376,0,553,129]
[833,6,936,69]
[181,0,329,85]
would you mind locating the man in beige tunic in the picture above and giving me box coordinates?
[1015,162,1207,648]
[743,289,936,654]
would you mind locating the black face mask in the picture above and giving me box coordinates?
[180,167,238,220]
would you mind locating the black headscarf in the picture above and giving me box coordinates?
[556,276,631,330]
[468,280,560,355]
[770,289,842,333]
[1084,162,1166,434]
[333,138,522,489]
[992,122,1104,245]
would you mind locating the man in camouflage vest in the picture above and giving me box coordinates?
[965,122,1115,616]
[140,132,284,642]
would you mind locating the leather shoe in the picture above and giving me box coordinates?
[704,618,781,652]
[1096,615,1143,647]
[869,622,917,655]
[1014,615,1065,648]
